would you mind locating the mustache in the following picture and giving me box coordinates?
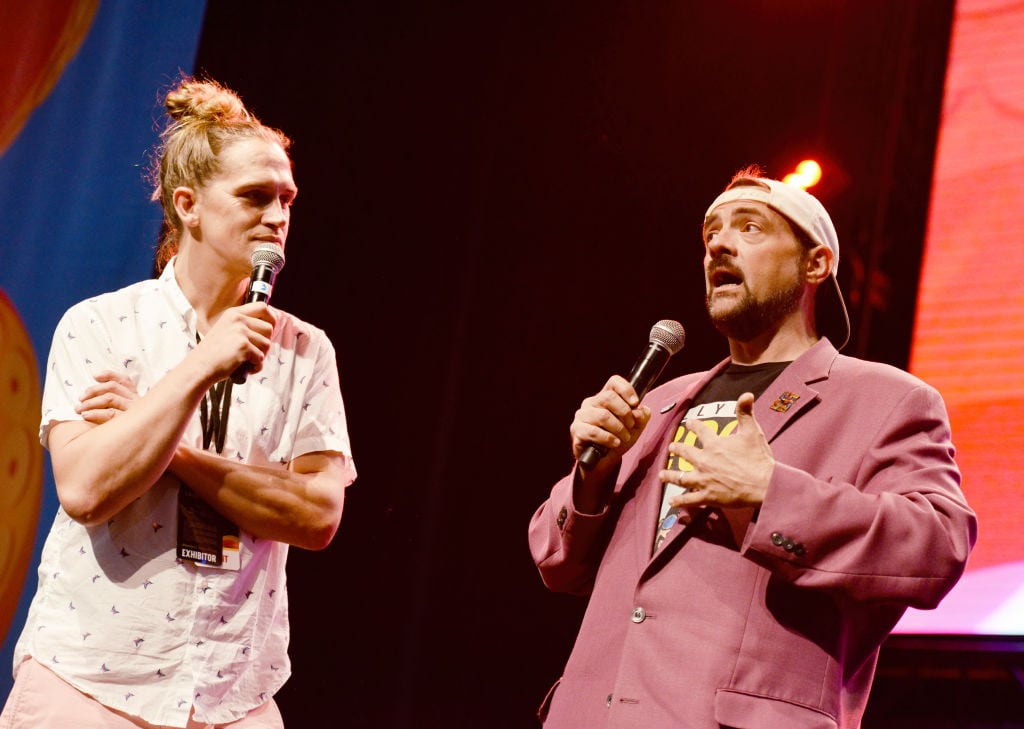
[706,259,744,284]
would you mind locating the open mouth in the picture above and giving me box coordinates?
[710,267,743,290]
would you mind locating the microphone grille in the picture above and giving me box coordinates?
[251,243,286,273]
[649,319,685,355]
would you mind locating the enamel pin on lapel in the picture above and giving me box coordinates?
[769,391,800,413]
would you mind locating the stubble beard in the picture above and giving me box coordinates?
[706,277,804,342]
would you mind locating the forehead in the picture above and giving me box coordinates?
[704,200,784,229]
[215,138,295,187]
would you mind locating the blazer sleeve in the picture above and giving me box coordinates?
[742,381,977,608]
[528,466,618,596]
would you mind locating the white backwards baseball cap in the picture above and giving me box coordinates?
[704,176,851,350]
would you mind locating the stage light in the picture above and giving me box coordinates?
[783,160,822,190]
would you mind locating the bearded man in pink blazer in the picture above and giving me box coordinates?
[529,168,977,729]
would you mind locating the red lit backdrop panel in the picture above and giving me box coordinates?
[900,0,1024,635]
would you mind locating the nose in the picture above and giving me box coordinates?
[705,227,737,259]
[263,198,289,229]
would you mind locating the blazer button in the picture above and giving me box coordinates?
[783,539,796,552]
[631,606,647,623]
[794,544,807,557]
[771,532,785,546]
[556,507,568,528]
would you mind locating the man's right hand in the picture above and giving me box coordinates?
[568,375,650,514]
[193,302,277,383]
[570,375,651,469]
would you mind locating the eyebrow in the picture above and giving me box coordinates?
[236,180,299,198]
[703,205,770,234]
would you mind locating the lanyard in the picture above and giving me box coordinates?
[196,333,232,453]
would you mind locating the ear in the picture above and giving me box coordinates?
[804,245,833,286]
[172,187,199,229]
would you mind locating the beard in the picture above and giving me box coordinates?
[705,274,804,342]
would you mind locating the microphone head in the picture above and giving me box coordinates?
[649,319,685,355]
[251,243,286,273]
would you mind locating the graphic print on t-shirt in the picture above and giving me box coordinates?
[653,400,738,552]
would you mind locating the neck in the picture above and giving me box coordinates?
[727,308,819,365]
[173,244,249,333]
[728,332,819,365]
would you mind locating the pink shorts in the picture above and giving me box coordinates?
[0,658,284,729]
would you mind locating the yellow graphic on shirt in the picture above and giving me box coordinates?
[665,402,739,471]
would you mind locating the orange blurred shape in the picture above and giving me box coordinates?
[0,0,98,156]
[0,290,44,640]
[783,160,823,190]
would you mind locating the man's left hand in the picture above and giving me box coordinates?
[75,371,139,424]
[660,392,775,509]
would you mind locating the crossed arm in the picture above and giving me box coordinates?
[47,304,352,551]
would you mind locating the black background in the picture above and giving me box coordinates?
[192,2,964,726]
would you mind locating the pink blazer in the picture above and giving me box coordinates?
[529,339,976,728]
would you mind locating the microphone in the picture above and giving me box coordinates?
[230,243,286,384]
[578,319,686,470]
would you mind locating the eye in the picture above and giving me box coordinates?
[704,228,719,242]
[241,190,270,205]
[742,221,762,233]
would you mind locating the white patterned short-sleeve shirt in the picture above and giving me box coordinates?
[14,258,355,727]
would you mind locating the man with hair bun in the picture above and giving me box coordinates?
[1,76,355,728]
[530,167,976,728]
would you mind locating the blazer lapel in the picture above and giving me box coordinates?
[754,338,837,443]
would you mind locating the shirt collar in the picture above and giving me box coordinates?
[159,256,198,334]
